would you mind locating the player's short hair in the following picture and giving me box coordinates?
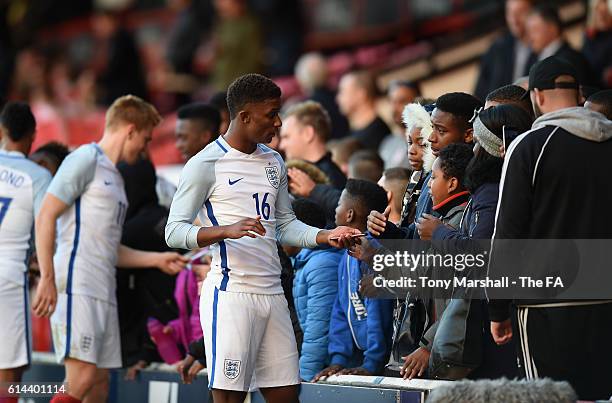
[348,150,384,183]
[435,92,483,131]
[209,91,229,113]
[283,101,332,142]
[347,70,379,100]
[345,179,388,215]
[226,74,281,120]
[587,90,612,120]
[437,143,474,186]
[31,141,70,166]
[383,167,412,183]
[177,103,221,134]
[105,95,162,131]
[0,101,36,141]
[292,198,326,229]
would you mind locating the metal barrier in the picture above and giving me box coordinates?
[22,353,452,402]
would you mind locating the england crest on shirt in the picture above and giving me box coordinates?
[224,359,241,379]
[265,166,279,189]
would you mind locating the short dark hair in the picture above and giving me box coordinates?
[435,92,483,131]
[486,84,533,118]
[177,103,221,135]
[389,80,421,96]
[0,102,36,141]
[344,179,388,216]
[292,198,326,228]
[437,143,473,187]
[587,90,612,120]
[348,150,384,183]
[486,84,526,103]
[383,167,412,182]
[31,141,70,166]
[226,74,281,119]
[532,4,562,31]
[209,91,229,113]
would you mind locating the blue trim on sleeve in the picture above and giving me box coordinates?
[65,197,81,358]
[208,287,220,389]
[215,140,228,153]
[204,200,230,291]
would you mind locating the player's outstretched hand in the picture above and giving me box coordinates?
[287,168,316,197]
[367,206,390,237]
[312,364,343,383]
[224,216,266,239]
[156,252,189,275]
[33,276,57,317]
[327,226,363,249]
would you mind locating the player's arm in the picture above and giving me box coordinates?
[33,193,70,317]
[33,146,97,317]
[166,155,265,249]
[116,245,188,275]
[274,159,357,249]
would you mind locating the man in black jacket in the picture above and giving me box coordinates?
[489,57,612,400]
[475,0,536,101]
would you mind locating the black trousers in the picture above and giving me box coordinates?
[513,303,612,401]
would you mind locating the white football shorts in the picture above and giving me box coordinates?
[200,279,300,391]
[51,293,121,368]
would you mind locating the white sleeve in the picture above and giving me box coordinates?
[165,156,216,250]
[46,146,96,206]
[274,157,320,248]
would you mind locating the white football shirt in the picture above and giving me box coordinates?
[166,136,320,293]
[0,150,51,286]
[47,144,128,303]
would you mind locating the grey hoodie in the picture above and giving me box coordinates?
[532,106,612,142]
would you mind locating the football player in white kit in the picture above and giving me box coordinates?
[33,96,188,403]
[0,102,52,395]
[166,74,359,403]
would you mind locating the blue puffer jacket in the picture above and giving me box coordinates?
[293,246,343,381]
[328,249,394,374]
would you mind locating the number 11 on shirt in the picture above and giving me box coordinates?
[252,192,270,220]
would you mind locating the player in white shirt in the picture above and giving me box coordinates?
[33,96,188,403]
[0,103,52,390]
[166,74,359,403]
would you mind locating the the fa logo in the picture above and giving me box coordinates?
[80,335,93,353]
[265,166,280,189]
[224,359,241,379]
